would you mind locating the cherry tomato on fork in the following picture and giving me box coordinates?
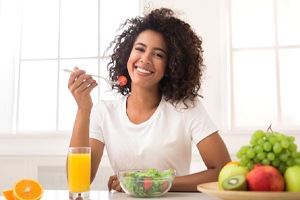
[118,76,127,86]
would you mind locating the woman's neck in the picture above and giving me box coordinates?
[128,92,161,110]
[126,86,162,124]
[128,84,162,110]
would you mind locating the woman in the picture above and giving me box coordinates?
[67,7,231,192]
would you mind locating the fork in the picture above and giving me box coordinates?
[63,69,119,86]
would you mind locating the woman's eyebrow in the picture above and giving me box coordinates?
[135,42,167,55]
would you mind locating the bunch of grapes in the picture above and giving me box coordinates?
[236,128,300,174]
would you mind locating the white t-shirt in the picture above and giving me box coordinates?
[90,96,218,176]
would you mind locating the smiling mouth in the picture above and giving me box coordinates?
[136,67,152,74]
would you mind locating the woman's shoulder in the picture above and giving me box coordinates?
[162,97,204,112]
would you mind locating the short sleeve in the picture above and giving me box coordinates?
[185,100,219,145]
[89,101,105,143]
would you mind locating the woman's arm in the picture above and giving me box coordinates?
[90,138,105,183]
[66,67,102,183]
[170,131,231,191]
[68,67,97,147]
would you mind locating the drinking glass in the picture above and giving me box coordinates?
[68,147,91,200]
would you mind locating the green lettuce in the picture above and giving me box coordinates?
[120,168,175,197]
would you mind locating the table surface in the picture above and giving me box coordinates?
[0,190,220,200]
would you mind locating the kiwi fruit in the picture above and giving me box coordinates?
[222,174,247,191]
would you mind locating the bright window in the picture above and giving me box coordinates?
[229,0,300,130]
[0,0,140,133]
[3,0,299,135]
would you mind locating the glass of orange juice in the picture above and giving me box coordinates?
[68,147,91,200]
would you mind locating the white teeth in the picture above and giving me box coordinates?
[137,67,151,74]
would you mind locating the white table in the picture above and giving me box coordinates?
[1,190,220,200]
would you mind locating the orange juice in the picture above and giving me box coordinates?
[68,153,91,193]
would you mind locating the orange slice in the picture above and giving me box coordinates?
[225,160,239,166]
[2,188,14,200]
[13,179,43,200]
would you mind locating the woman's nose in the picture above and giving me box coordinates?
[140,53,151,64]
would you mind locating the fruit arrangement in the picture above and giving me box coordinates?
[218,127,300,192]
[2,179,43,200]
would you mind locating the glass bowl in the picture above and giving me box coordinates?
[117,168,175,197]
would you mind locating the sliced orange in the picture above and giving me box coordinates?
[13,179,43,200]
[2,188,14,200]
[225,160,239,166]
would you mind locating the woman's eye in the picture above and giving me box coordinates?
[135,47,145,52]
[153,53,164,58]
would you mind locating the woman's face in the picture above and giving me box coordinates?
[127,30,168,89]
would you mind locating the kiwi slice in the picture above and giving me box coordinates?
[222,174,247,191]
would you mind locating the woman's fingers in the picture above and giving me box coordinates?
[66,67,98,110]
[108,175,117,191]
[83,80,98,93]
[108,175,124,192]
[68,72,97,94]
[67,68,86,89]
[75,77,96,93]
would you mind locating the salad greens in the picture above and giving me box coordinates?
[119,168,175,197]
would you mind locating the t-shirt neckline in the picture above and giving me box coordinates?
[122,96,163,126]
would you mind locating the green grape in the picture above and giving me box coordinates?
[279,153,288,162]
[247,160,255,170]
[268,136,277,145]
[257,138,265,146]
[241,154,250,162]
[276,133,285,141]
[278,162,287,174]
[236,150,244,159]
[237,129,300,175]
[281,139,290,149]
[253,156,260,164]
[240,145,251,154]
[257,152,266,160]
[246,148,255,158]
[291,151,298,158]
[250,137,258,145]
[286,158,294,166]
[261,158,270,166]
[287,136,295,143]
[263,141,272,152]
[239,155,249,167]
[265,132,271,141]
[236,145,250,159]
[273,142,282,154]
[271,157,281,167]
[267,152,275,161]
[253,130,266,139]
[288,143,297,152]
[254,145,263,153]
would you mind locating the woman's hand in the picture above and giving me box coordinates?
[67,66,98,110]
[108,174,124,192]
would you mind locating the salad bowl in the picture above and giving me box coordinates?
[117,168,175,197]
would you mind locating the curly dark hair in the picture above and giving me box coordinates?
[104,7,205,108]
